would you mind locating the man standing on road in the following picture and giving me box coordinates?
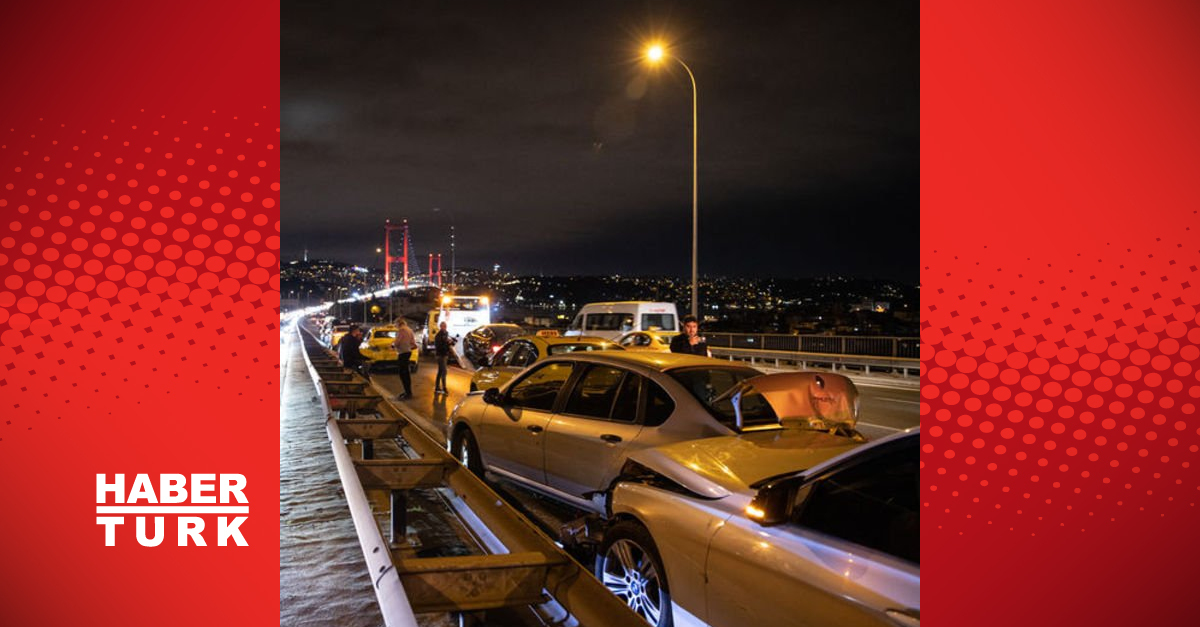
[338,326,369,376]
[670,314,711,357]
[391,319,417,400]
[434,321,454,395]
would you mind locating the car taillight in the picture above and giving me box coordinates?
[491,344,502,353]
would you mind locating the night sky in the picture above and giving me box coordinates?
[282,1,917,281]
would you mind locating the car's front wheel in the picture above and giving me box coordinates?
[596,520,672,627]
[450,427,484,477]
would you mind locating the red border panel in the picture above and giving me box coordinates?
[0,2,279,625]
[924,1,1200,624]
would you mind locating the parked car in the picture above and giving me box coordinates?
[462,323,525,367]
[599,427,918,627]
[614,330,680,352]
[448,352,862,515]
[469,335,623,392]
[565,302,679,341]
[358,325,420,373]
[327,324,352,350]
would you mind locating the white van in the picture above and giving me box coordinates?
[422,294,491,353]
[564,301,679,341]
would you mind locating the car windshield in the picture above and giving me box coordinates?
[669,367,773,428]
[548,343,624,355]
[372,330,397,339]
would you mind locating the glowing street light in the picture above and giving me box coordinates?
[643,42,700,319]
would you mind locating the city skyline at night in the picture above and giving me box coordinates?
[282,1,917,281]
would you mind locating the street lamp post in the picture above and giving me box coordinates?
[645,44,699,319]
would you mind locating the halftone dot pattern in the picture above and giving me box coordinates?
[922,233,1200,534]
[0,109,280,443]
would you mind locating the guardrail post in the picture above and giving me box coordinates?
[391,489,407,545]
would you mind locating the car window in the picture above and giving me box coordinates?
[508,362,574,412]
[792,446,919,564]
[619,334,640,347]
[610,373,641,423]
[643,380,675,427]
[585,314,623,331]
[494,342,521,367]
[641,314,676,331]
[510,343,537,368]
[564,365,627,419]
[568,313,583,332]
[711,390,779,428]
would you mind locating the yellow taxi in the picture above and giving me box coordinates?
[613,330,680,352]
[359,325,420,373]
[469,334,623,392]
[328,324,352,349]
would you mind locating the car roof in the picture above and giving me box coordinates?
[579,301,674,307]
[533,335,612,345]
[541,350,751,372]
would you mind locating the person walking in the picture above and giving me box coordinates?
[670,314,711,357]
[434,321,454,395]
[391,319,417,400]
[337,326,369,377]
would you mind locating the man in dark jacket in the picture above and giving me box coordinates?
[338,326,368,375]
[670,314,710,357]
[434,321,454,394]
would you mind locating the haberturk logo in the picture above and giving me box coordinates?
[95,474,250,547]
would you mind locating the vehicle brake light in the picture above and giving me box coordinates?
[492,345,502,353]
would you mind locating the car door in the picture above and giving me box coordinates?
[705,444,920,627]
[477,361,575,485]
[544,365,643,501]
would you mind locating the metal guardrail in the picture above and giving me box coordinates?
[710,346,918,376]
[704,333,919,359]
[297,326,646,627]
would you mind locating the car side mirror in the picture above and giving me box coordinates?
[746,482,801,526]
[482,387,504,406]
